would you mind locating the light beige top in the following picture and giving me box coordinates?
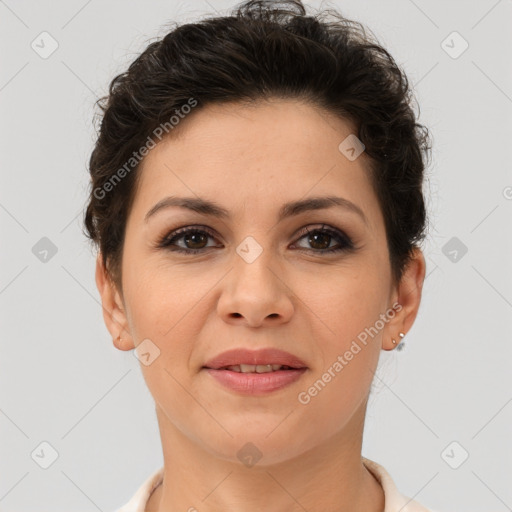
[115,457,440,512]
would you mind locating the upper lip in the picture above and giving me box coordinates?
[203,348,308,370]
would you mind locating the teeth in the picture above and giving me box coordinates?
[225,364,284,373]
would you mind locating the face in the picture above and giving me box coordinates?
[97,98,425,465]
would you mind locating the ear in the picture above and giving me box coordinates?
[95,252,134,351]
[382,247,426,351]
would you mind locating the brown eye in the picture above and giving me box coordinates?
[292,225,354,254]
[306,231,332,250]
[158,226,219,254]
[181,231,209,250]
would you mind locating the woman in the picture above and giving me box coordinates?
[84,1,438,510]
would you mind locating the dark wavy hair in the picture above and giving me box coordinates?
[83,0,431,290]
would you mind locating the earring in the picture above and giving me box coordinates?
[115,334,122,345]
[392,332,405,345]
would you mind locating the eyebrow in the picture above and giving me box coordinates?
[144,195,368,226]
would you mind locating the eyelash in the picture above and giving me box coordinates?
[156,224,356,255]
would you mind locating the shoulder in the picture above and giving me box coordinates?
[112,466,164,512]
[362,457,441,512]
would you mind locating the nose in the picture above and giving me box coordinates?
[217,246,295,328]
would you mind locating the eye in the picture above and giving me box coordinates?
[157,225,219,254]
[156,224,355,255]
[291,224,355,254]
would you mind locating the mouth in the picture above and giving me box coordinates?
[202,347,308,371]
[201,348,308,394]
[206,364,302,373]
[202,363,307,394]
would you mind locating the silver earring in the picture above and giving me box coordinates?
[392,332,405,345]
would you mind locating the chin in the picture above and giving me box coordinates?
[198,425,317,467]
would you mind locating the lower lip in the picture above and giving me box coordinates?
[203,368,307,394]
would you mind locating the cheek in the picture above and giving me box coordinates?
[296,274,383,423]
[123,254,204,337]
[296,262,386,410]
[122,262,219,392]
[302,262,387,346]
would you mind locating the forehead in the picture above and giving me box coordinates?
[150,98,358,165]
[131,99,382,232]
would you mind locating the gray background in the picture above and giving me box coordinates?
[1,0,511,511]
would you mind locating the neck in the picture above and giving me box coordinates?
[145,404,384,512]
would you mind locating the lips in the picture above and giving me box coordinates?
[202,348,307,371]
[204,366,307,394]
